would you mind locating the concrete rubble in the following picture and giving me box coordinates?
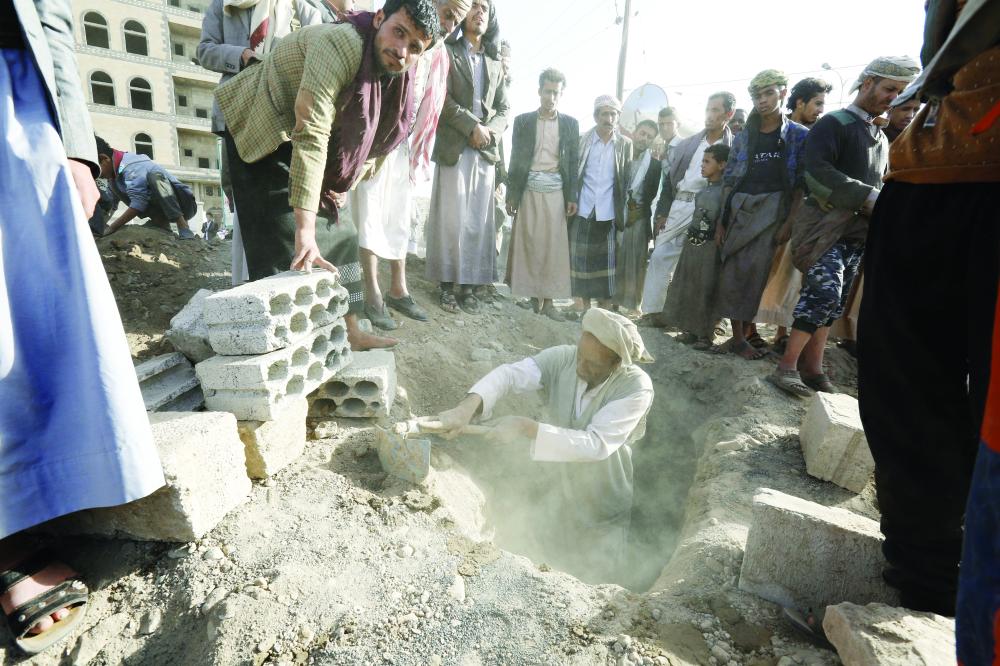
[62,412,251,542]
[135,351,204,412]
[823,602,955,666]
[166,288,215,363]
[739,488,897,615]
[800,393,874,493]
[309,349,397,419]
[237,397,308,478]
[203,270,349,355]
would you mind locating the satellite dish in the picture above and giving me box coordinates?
[621,84,669,133]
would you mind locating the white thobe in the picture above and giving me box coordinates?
[577,134,617,222]
[469,358,653,463]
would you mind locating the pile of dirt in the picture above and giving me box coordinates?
[2,229,880,665]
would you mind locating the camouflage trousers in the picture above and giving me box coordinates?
[792,239,865,333]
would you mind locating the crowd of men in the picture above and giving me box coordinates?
[0,0,997,661]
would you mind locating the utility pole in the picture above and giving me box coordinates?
[616,0,633,100]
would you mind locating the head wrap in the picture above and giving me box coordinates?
[849,55,921,93]
[447,0,472,15]
[581,308,654,366]
[748,69,788,94]
[594,94,622,113]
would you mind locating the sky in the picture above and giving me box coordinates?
[486,0,926,134]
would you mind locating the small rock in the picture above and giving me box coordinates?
[470,348,493,362]
[454,320,466,328]
[298,625,315,643]
[167,545,192,559]
[715,439,744,453]
[138,608,162,636]
[312,421,340,440]
[201,587,228,615]
[710,645,729,663]
[429,656,442,666]
[651,608,661,621]
[396,544,415,558]
[448,575,466,603]
[419,591,431,604]
[203,547,225,561]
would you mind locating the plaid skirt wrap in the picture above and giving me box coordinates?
[569,215,616,299]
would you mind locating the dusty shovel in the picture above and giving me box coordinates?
[375,419,491,484]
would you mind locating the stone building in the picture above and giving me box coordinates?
[72,0,224,225]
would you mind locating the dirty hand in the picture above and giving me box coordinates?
[469,125,491,150]
[566,202,578,218]
[68,159,100,219]
[653,216,667,236]
[291,208,338,274]
[487,416,538,445]
[435,394,482,440]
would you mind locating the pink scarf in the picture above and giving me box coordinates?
[408,45,450,184]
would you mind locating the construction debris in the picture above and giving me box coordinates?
[237,397,309,479]
[823,602,955,666]
[800,393,874,493]
[135,351,204,412]
[309,349,397,419]
[166,288,215,363]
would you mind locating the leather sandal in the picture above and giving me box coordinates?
[766,368,813,398]
[2,550,89,655]
[802,373,838,394]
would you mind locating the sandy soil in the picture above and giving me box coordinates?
[1,228,873,666]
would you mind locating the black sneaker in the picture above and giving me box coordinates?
[385,294,429,322]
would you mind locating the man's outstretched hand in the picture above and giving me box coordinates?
[435,394,482,440]
[292,208,338,274]
[487,415,538,445]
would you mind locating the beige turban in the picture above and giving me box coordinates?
[446,0,472,15]
[593,94,623,113]
[849,55,921,93]
[581,308,654,366]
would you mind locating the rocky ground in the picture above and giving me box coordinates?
[2,227,886,666]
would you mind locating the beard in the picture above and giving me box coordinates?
[373,46,407,79]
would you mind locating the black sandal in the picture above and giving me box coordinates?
[458,292,481,314]
[2,550,89,655]
[439,290,460,314]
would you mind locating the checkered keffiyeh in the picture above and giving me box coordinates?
[849,56,921,93]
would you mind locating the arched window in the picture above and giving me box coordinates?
[133,133,154,159]
[129,77,153,111]
[123,20,148,56]
[83,12,109,49]
[89,71,115,106]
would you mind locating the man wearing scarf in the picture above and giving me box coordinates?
[216,0,440,351]
[714,70,809,361]
[436,308,654,584]
[348,0,472,331]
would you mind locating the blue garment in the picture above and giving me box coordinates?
[0,48,164,538]
[723,114,808,193]
[791,239,864,333]
[112,152,195,216]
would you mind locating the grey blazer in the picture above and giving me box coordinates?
[197,0,325,133]
[12,0,97,172]
[576,128,633,231]
[653,126,733,219]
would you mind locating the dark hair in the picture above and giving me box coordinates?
[787,77,833,111]
[708,91,737,113]
[94,135,113,158]
[704,144,730,163]
[658,106,678,120]
[636,119,658,134]
[538,68,566,90]
[382,0,441,44]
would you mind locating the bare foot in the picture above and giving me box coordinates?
[348,329,399,351]
[0,557,76,635]
[732,340,768,360]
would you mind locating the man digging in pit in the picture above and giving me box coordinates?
[436,308,654,584]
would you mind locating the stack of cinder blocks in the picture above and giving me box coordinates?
[195,271,353,477]
[309,350,397,419]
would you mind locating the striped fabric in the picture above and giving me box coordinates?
[569,215,616,299]
[957,288,1000,666]
[216,23,363,212]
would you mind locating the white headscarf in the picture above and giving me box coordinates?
[849,55,921,93]
[582,308,654,366]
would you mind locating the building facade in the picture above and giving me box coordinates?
[72,0,224,224]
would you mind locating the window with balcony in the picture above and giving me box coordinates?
[198,157,210,169]
[89,71,115,106]
[129,77,153,111]
[123,20,148,56]
[83,12,110,49]
[195,108,208,119]
[134,133,154,159]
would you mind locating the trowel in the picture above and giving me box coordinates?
[375,419,491,484]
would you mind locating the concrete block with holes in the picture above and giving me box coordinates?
[166,289,215,363]
[800,393,874,494]
[309,350,396,419]
[61,412,251,542]
[238,397,308,478]
[204,270,349,355]
[136,352,204,412]
[196,322,352,421]
[739,488,897,615]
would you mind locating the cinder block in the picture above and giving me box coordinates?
[166,289,215,363]
[238,397,308,478]
[823,603,955,666]
[136,352,204,412]
[738,488,897,615]
[196,323,352,421]
[800,393,874,493]
[67,412,251,541]
[309,350,396,419]
[204,271,349,355]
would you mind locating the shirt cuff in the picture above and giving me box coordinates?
[531,423,580,462]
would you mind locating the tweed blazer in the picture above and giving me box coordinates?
[653,126,734,219]
[197,0,326,133]
[506,111,580,208]
[11,0,97,172]
[577,128,633,231]
[432,33,510,166]
[216,23,364,212]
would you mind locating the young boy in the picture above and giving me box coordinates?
[95,136,197,239]
[659,144,730,349]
